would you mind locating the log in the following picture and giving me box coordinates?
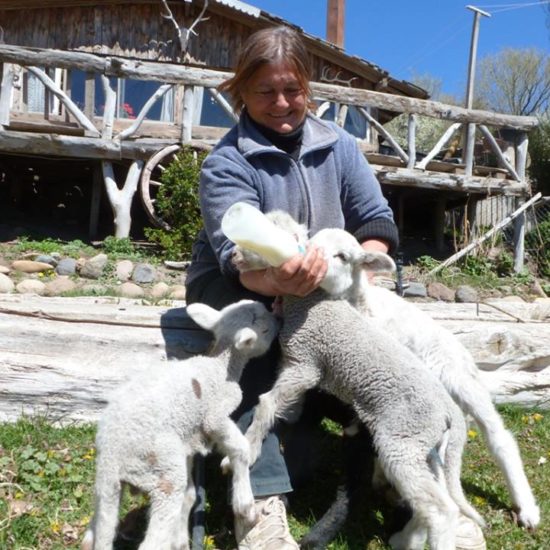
[0,295,548,424]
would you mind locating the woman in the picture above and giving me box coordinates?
[185,25,398,550]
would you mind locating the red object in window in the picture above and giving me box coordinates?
[122,102,136,119]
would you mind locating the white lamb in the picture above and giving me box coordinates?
[81,299,279,550]
[238,282,484,549]
[310,227,540,529]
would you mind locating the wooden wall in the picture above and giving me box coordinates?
[0,2,371,89]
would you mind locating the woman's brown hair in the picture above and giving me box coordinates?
[219,26,313,113]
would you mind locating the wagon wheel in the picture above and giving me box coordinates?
[140,144,181,231]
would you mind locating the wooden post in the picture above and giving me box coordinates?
[464,122,476,177]
[513,132,529,272]
[407,113,416,169]
[84,71,95,121]
[181,85,194,142]
[0,62,13,126]
[89,163,102,238]
[466,195,479,240]
[434,197,447,252]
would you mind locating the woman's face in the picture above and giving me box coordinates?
[240,61,308,133]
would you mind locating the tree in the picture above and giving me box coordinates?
[475,48,550,116]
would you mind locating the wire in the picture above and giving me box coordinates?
[476,0,550,12]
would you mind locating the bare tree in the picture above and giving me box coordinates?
[475,48,550,116]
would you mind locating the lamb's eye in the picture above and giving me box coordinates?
[334,252,348,262]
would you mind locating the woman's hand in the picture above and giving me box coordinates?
[265,245,327,297]
[239,245,327,297]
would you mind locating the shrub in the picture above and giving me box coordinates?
[526,218,550,278]
[144,147,207,260]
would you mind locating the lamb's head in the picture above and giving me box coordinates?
[231,210,308,272]
[310,228,396,298]
[187,299,279,358]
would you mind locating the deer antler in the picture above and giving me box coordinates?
[160,0,209,56]
[320,66,357,87]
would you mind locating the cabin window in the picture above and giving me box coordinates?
[69,71,174,121]
[199,89,234,128]
[318,101,369,140]
[24,68,64,115]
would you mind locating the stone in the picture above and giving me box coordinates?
[56,258,77,276]
[427,281,455,302]
[16,279,47,295]
[169,285,187,300]
[150,282,170,299]
[0,265,10,274]
[116,260,134,282]
[118,282,145,298]
[79,253,108,279]
[403,281,427,298]
[45,277,78,296]
[132,263,156,284]
[0,272,15,293]
[11,260,55,273]
[499,295,526,303]
[455,285,479,303]
[35,254,58,267]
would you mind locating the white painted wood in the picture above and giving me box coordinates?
[358,106,409,163]
[416,122,462,170]
[117,83,173,140]
[26,66,99,135]
[407,113,416,170]
[0,62,13,126]
[478,125,520,181]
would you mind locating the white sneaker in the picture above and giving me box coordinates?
[235,495,299,550]
[455,515,487,550]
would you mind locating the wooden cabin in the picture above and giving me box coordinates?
[0,0,538,265]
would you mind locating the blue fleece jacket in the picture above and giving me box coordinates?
[186,112,398,285]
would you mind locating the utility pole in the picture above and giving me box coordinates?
[464,5,491,109]
[463,5,491,177]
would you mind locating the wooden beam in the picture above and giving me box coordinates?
[0,45,538,130]
[0,62,13,126]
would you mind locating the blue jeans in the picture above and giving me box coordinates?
[186,269,293,497]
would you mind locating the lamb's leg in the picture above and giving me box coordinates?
[83,471,122,550]
[447,374,539,528]
[245,361,321,465]
[171,456,197,550]
[213,418,257,525]
[440,411,486,529]
[138,487,190,550]
[380,448,458,550]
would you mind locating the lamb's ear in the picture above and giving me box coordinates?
[234,327,258,351]
[359,251,396,273]
[186,303,221,331]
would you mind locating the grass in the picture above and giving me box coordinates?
[1,407,549,549]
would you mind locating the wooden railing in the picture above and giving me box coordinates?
[0,44,538,190]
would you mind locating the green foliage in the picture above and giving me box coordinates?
[4,237,94,258]
[415,255,441,272]
[144,147,207,260]
[101,236,135,257]
[529,117,550,196]
[526,218,550,278]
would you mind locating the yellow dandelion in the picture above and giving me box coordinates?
[473,495,487,507]
[50,521,61,534]
[532,413,544,422]
[468,429,478,439]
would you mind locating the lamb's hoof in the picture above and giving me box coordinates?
[235,502,257,528]
[299,533,325,549]
[514,504,540,531]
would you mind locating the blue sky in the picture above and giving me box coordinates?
[249,1,550,100]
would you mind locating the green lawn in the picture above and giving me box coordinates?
[0,406,548,549]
